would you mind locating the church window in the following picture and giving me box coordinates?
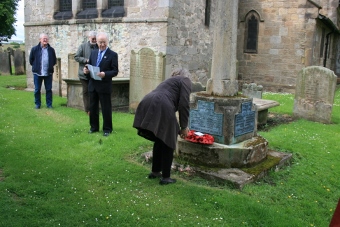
[83,0,96,9]
[76,0,98,19]
[320,28,325,58]
[244,11,259,53]
[102,0,125,18]
[54,0,72,20]
[60,0,72,12]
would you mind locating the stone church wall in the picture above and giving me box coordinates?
[24,0,170,95]
[237,0,340,93]
[24,0,339,95]
[24,0,215,95]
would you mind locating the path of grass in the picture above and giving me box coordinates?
[0,75,339,226]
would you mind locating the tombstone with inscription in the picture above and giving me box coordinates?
[68,53,79,79]
[293,66,337,124]
[129,48,165,113]
[14,49,25,75]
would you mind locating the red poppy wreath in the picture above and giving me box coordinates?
[185,130,214,145]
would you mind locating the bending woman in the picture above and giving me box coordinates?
[133,68,191,185]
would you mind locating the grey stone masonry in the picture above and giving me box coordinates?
[242,83,263,99]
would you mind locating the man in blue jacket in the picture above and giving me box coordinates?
[29,33,57,109]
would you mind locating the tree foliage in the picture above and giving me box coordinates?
[0,0,19,38]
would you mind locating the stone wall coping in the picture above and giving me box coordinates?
[63,77,130,84]
[252,98,279,111]
[24,18,168,27]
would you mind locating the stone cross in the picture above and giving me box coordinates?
[206,0,239,97]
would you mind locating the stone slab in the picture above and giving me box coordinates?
[141,149,292,189]
[253,98,280,125]
[177,136,268,168]
[63,78,130,111]
[195,149,292,189]
[253,98,279,111]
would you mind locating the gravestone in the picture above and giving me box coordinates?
[0,49,11,75]
[68,53,79,79]
[14,49,25,75]
[293,66,337,124]
[129,48,165,113]
[242,83,263,99]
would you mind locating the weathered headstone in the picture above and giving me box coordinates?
[68,53,79,79]
[14,49,25,75]
[0,49,11,75]
[242,83,263,99]
[129,48,165,113]
[293,66,337,124]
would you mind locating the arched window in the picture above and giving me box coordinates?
[244,11,260,53]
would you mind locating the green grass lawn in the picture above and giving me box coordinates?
[0,75,339,227]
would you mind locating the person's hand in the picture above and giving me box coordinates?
[97,71,105,78]
[180,127,189,139]
[83,65,89,74]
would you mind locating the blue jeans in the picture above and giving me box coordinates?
[34,73,53,107]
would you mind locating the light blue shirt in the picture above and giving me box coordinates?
[41,47,49,76]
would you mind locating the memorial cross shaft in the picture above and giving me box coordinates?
[206,0,239,97]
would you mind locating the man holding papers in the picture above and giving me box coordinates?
[83,32,119,137]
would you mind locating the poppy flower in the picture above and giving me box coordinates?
[185,130,214,145]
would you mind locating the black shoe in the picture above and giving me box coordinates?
[88,130,99,134]
[35,105,40,109]
[47,106,52,109]
[159,178,177,185]
[148,172,162,179]
[103,132,110,137]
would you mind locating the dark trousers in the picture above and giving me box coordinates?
[33,73,52,107]
[79,79,89,112]
[89,91,112,133]
[152,138,174,178]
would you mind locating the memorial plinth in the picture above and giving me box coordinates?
[178,92,269,169]
[178,135,268,168]
[188,92,257,145]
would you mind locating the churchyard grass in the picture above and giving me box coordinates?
[0,75,339,226]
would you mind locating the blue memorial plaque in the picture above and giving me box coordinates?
[189,100,223,136]
[234,102,255,137]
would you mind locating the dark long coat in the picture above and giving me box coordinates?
[133,76,191,150]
